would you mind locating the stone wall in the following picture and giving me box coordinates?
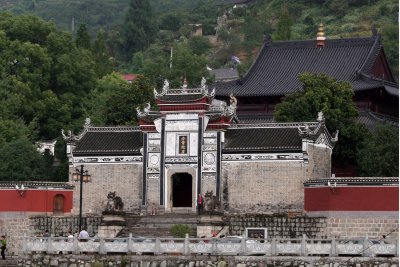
[320,216,399,239]
[71,163,143,214]
[227,214,399,240]
[221,144,331,213]
[16,254,399,267]
[0,213,30,256]
[307,144,332,179]
[228,214,327,238]
[147,178,161,209]
[222,161,305,212]
[0,213,102,255]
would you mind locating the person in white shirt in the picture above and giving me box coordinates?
[78,228,89,241]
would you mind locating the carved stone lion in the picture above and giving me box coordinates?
[204,190,220,211]
[105,192,124,212]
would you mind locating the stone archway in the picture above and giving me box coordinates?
[171,173,192,207]
[166,167,197,213]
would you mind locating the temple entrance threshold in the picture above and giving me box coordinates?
[171,173,192,208]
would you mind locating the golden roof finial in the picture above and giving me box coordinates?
[317,23,325,37]
[316,22,326,48]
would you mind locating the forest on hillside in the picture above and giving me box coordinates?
[0,0,397,181]
[0,0,397,74]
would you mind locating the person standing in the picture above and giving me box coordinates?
[197,194,203,214]
[0,235,6,260]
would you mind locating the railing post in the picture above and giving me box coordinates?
[155,237,161,254]
[212,238,217,255]
[241,237,246,255]
[271,238,276,256]
[73,237,79,254]
[46,235,53,254]
[184,234,189,255]
[99,238,106,254]
[331,237,337,256]
[22,234,27,254]
[301,234,306,256]
[128,233,133,254]
[396,239,399,257]
[362,237,368,256]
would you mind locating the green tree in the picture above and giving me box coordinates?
[167,41,209,87]
[105,76,155,125]
[93,28,112,78]
[0,13,55,46]
[75,23,91,49]
[123,0,158,57]
[159,13,185,32]
[381,23,399,79]
[357,124,399,177]
[0,138,46,181]
[274,4,293,41]
[275,73,366,164]
[188,36,211,56]
[85,72,128,126]
[0,119,33,146]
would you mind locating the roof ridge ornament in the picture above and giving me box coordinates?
[331,130,339,143]
[226,93,238,117]
[316,22,326,48]
[154,79,169,98]
[317,111,325,122]
[264,34,272,45]
[182,77,188,90]
[61,117,92,142]
[201,77,207,92]
[371,24,378,36]
[136,102,151,118]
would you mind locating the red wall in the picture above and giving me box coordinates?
[0,189,73,213]
[304,186,399,211]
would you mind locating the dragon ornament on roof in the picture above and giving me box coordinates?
[136,102,151,118]
[61,118,92,142]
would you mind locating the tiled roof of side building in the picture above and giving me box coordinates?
[210,68,239,81]
[237,115,275,124]
[215,35,398,97]
[73,127,143,156]
[223,127,303,152]
[358,111,399,131]
[156,93,207,102]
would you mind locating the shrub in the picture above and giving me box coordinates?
[169,224,191,238]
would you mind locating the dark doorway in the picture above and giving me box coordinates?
[172,173,192,207]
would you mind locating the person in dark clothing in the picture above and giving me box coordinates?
[1,235,6,260]
[197,194,203,214]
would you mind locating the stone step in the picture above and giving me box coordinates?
[0,259,18,266]
[118,226,197,238]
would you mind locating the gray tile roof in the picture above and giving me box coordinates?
[215,35,398,97]
[223,126,303,152]
[73,127,143,156]
[210,68,239,81]
[156,93,206,102]
[358,111,399,131]
[237,115,275,124]
[304,177,399,187]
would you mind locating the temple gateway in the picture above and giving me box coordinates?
[65,78,337,215]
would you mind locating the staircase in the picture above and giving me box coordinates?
[117,213,200,238]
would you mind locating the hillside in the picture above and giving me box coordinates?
[0,0,397,74]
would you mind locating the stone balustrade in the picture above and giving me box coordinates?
[23,235,398,257]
